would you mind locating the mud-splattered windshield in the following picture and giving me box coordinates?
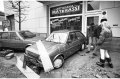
[46,33,68,43]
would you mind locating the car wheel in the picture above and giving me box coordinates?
[53,56,64,69]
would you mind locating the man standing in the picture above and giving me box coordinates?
[86,23,95,53]
[96,18,113,68]
[92,24,102,56]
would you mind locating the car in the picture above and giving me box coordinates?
[0,30,41,51]
[23,30,86,69]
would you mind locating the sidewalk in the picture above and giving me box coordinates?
[40,49,120,78]
[0,49,120,78]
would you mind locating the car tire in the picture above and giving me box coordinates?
[53,56,64,69]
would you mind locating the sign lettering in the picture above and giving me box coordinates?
[50,2,82,17]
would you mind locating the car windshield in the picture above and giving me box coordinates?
[19,31,36,39]
[46,33,68,43]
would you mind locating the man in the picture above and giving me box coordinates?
[86,23,95,53]
[96,18,113,68]
[92,24,102,56]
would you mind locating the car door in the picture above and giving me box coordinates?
[0,32,11,48]
[75,31,85,49]
[9,32,26,49]
[65,32,79,57]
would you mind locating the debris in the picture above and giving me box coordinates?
[0,49,13,57]
[66,69,71,71]
[5,53,14,60]
[113,73,120,78]
[71,74,80,78]
[80,54,86,56]
[95,74,102,78]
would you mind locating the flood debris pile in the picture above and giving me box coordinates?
[0,49,14,60]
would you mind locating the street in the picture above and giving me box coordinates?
[0,49,120,78]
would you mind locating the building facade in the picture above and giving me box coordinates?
[4,1,120,37]
[0,11,5,31]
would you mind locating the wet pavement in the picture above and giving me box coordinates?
[0,49,120,78]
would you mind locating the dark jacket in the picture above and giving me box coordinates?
[97,26,112,50]
[94,25,102,38]
[87,25,95,37]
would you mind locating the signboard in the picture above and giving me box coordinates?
[2,20,10,27]
[50,2,82,17]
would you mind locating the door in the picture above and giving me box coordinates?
[85,15,100,44]
[65,32,79,57]
[0,32,11,48]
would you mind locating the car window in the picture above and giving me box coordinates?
[10,32,20,40]
[1,32,10,39]
[68,32,77,41]
[75,31,83,39]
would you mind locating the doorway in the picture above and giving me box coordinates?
[85,15,100,44]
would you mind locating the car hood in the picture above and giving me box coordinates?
[26,41,62,55]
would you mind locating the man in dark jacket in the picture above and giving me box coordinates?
[96,18,113,68]
[92,25,102,56]
[86,23,96,53]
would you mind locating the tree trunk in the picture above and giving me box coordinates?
[19,1,21,31]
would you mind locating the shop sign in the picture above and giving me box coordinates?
[50,2,82,17]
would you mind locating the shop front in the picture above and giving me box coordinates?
[50,1,83,33]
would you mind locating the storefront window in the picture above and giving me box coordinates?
[50,16,82,33]
[87,1,100,11]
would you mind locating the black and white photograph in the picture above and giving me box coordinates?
[0,0,120,78]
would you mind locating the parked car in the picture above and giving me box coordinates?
[0,30,41,51]
[23,30,87,69]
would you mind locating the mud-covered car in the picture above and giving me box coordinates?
[23,30,86,69]
[0,30,41,51]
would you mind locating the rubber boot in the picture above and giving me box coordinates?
[106,58,113,68]
[96,58,105,68]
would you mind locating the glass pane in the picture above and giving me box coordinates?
[50,16,82,33]
[2,33,10,39]
[76,32,83,39]
[87,1,100,11]
[87,16,99,26]
[10,32,19,40]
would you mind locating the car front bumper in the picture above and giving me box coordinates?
[23,53,43,68]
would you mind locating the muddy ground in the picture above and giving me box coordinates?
[0,49,120,78]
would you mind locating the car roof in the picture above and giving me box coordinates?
[53,30,80,33]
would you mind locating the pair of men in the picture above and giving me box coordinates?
[86,23,101,53]
[87,18,113,68]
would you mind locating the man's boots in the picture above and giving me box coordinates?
[96,58,105,68]
[106,58,113,68]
